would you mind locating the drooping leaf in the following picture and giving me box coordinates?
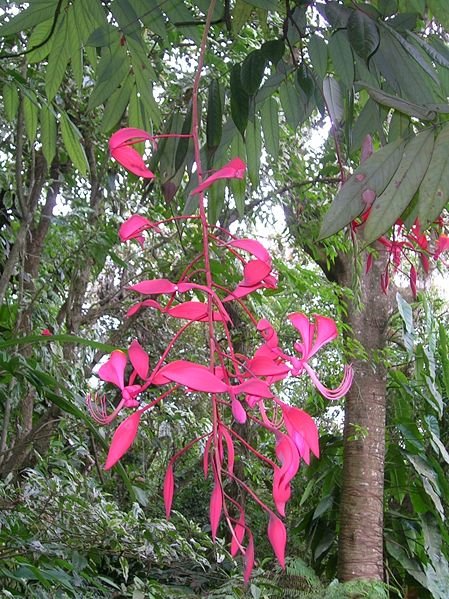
[2,83,19,122]
[279,79,303,129]
[88,45,129,110]
[328,29,355,89]
[230,63,250,138]
[361,83,440,120]
[320,137,405,239]
[241,49,267,96]
[260,97,279,161]
[23,93,39,144]
[418,122,449,226]
[45,10,71,101]
[323,76,344,126]
[347,9,380,61]
[60,111,89,175]
[0,0,60,36]
[206,78,223,153]
[40,104,57,166]
[245,116,262,187]
[308,35,328,80]
[362,129,435,245]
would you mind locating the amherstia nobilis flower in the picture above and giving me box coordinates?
[86,126,354,581]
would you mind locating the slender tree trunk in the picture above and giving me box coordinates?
[336,250,393,581]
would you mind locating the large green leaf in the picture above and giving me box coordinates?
[260,96,279,161]
[88,45,129,110]
[323,76,343,126]
[308,35,328,80]
[23,93,39,143]
[361,83,441,120]
[0,0,60,36]
[347,9,380,61]
[206,78,223,153]
[2,82,19,122]
[241,49,267,96]
[0,334,119,353]
[45,11,71,101]
[362,129,434,245]
[40,104,57,166]
[245,115,262,187]
[279,79,303,129]
[328,29,354,89]
[60,112,89,176]
[230,63,250,138]
[319,137,405,239]
[101,74,133,133]
[417,123,449,226]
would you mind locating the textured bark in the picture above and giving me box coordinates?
[336,250,394,581]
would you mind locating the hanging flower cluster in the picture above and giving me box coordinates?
[87,126,353,580]
[352,213,449,296]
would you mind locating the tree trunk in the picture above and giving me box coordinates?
[336,250,393,581]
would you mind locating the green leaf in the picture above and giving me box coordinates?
[351,98,382,151]
[260,39,285,65]
[322,2,352,27]
[27,18,54,63]
[206,78,223,152]
[418,123,449,226]
[438,323,449,400]
[362,129,435,245]
[328,29,355,89]
[23,93,39,143]
[161,0,201,44]
[45,11,70,101]
[245,115,262,187]
[230,63,250,138]
[396,292,414,353]
[323,76,343,126]
[361,83,440,120]
[175,104,193,172]
[3,82,19,122]
[347,9,380,61]
[128,0,167,40]
[40,104,57,166]
[0,0,59,36]
[101,75,133,133]
[243,0,275,9]
[319,137,405,239]
[279,79,303,129]
[60,112,89,176]
[308,35,328,80]
[378,0,398,16]
[260,96,279,161]
[241,49,267,96]
[88,45,129,110]
[230,132,246,218]
[379,22,438,83]
[86,24,119,47]
[408,32,449,69]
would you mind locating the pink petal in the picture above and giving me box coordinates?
[304,363,354,402]
[166,301,225,321]
[119,214,161,244]
[126,299,162,318]
[257,318,279,348]
[41,328,52,336]
[98,350,127,390]
[104,409,143,470]
[247,356,290,378]
[243,534,255,583]
[156,360,228,393]
[128,279,178,295]
[163,463,174,519]
[227,238,271,264]
[273,466,291,517]
[128,340,149,380]
[435,234,449,259]
[276,434,300,485]
[221,427,235,476]
[109,127,154,150]
[231,510,246,557]
[233,379,273,398]
[410,265,417,298]
[203,434,213,477]
[210,482,223,540]
[288,313,312,357]
[242,260,272,286]
[191,157,246,195]
[311,315,338,356]
[282,405,319,463]
[111,145,155,179]
[267,514,286,568]
[231,398,247,423]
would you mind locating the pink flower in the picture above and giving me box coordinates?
[288,313,353,401]
[41,328,52,336]
[119,214,162,246]
[109,128,155,178]
[190,158,246,195]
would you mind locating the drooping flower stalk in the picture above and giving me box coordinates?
[86,7,354,580]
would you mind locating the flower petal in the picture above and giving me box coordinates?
[191,158,246,195]
[230,510,246,557]
[242,260,272,286]
[233,379,273,398]
[98,350,127,390]
[243,534,255,583]
[231,398,247,423]
[119,214,161,244]
[163,463,174,519]
[111,145,155,179]
[227,238,271,264]
[104,409,143,470]
[282,404,319,463]
[128,279,178,295]
[156,360,228,393]
[267,513,286,568]
[210,481,223,540]
[129,340,149,380]
[109,127,154,150]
